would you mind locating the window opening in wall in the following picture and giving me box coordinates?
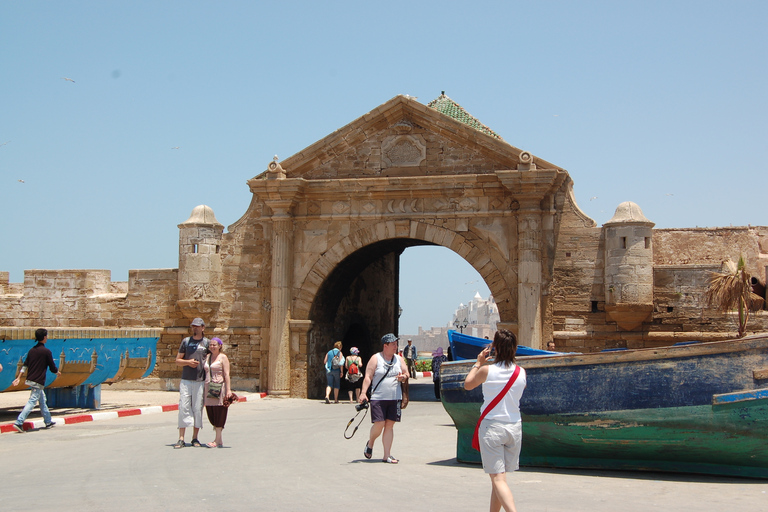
[621,237,627,249]
[591,300,599,313]
[645,237,650,249]
[216,245,220,254]
[192,244,198,253]
[667,306,674,313]
[565,252,571,257]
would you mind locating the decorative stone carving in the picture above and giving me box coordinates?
[332,201,350,214]
[381,135,426,168]
[392,119,413,134]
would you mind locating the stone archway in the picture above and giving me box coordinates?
[235,94,571,397]
[299,222,516,398]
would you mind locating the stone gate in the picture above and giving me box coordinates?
[2,93,766,398]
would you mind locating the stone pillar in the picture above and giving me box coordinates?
[253,158,304,396]
[517,202,543,349]
[267,212,293,395]
[496,166,566,350]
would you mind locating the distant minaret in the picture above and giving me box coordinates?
[603,201,655,330]
[178,205,224,305]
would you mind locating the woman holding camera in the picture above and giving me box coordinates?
[463,329,527,512]
[358,333,409,464]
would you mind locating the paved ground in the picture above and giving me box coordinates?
[1,382,766,511]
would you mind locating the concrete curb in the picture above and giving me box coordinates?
[414,371,432,378]
[0,392,268,434]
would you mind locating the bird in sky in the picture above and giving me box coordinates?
[665,193,674,196]
[171,146,180,149]
[0,141,9,147]
[590,196,598,201]
[61,77,75,83]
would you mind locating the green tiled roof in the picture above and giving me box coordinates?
[426,92,502,140]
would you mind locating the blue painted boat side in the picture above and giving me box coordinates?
[447,329,559,360]
[442,335,768,415]
[0,337,158,391]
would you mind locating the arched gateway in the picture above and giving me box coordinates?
[215,94,584,398]
[4,93,763,398]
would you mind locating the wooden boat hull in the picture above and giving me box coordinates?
[440,334,768,478]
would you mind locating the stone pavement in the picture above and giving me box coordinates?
[1,382,766,511]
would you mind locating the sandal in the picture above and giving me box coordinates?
[191,439,202,447]
[383,456,399,464]
[364,442,372,459]
[173,440,185,449]
[206,442,218,448]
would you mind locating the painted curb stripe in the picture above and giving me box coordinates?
[0,392,267,434]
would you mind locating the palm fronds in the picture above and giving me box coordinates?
[706,256,765,337]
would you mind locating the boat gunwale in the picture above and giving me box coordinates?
[443,333,768,371]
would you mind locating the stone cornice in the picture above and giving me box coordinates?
[495,170,568,209]
[248,178,306,217]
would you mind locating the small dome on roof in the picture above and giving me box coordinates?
[604,201,654,227]
[179,205,223,228]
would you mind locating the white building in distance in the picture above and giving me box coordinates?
[401,292,500,357]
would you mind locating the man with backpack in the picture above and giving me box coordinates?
[344,347,364,403]
[324,341,344,404]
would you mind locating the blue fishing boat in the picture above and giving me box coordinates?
[447,329,557,360]
[440,333,768,479]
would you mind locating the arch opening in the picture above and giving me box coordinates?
[306,238,433,398]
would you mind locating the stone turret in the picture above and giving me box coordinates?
[603,201,655,330]
[177,205,224,324]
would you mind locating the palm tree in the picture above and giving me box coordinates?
[706,256,765,338]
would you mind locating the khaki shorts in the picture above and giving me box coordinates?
[478,419,523,474]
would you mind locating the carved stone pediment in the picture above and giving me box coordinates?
[381,135,426,168]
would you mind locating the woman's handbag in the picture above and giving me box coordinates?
[207,382,223,399]
[223,393,239,407]
[471,365,521,451]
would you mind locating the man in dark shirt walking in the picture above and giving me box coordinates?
[11,328,61,432]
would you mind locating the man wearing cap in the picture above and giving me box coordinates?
[403,338,417,379]
[358,333,409,464]
[174,317,209,448]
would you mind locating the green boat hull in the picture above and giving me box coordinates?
[447,393,768,478]
[441,335,768,479]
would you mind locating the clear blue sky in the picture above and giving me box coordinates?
[2,1,766,334]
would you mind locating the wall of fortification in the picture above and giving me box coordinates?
[3,220,767,391]
[548,222,768,353]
